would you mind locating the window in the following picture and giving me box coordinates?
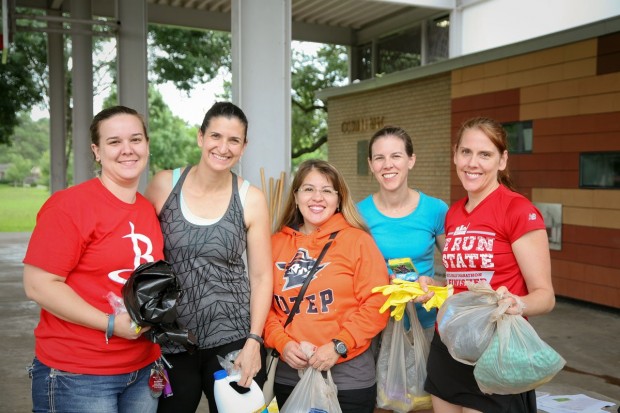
[426,15,450,64]
[353,43,373,81]
[351,14,449,80]
[503,121,533,153]
[377,26,422,75]
[580,152,620,189]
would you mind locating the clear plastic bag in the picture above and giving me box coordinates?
[376,304,432,412]
[474,314,566,394]
[280,342,342,413]
[217,350,242,378]
[437,282,503,365]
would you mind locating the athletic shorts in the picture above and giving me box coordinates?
[424,333,537,413]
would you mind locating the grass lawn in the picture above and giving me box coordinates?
[0,185,50,232]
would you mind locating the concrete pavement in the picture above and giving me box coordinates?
[1,232,618,412]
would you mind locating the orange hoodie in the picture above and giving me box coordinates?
[264,213,389,363]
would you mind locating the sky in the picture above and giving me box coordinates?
[30,41,320,126]
[30,75,226,126]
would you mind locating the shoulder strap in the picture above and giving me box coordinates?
[283,231,338,329]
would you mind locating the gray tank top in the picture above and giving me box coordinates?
[159,166,250,353]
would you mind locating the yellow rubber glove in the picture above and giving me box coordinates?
[372,280,454,320]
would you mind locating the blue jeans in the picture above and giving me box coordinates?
[30,358,158,413]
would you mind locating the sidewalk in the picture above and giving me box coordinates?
[1,232,618,412]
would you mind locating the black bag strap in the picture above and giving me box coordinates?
[283,231,338,329]
[269,231,338,361]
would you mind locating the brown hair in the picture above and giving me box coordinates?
[368,125,414,159]
[455,116,516,191]
[275,159,369,233]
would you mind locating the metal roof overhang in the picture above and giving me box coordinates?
[14,0,454,45]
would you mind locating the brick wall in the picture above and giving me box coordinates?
[327,73,452,205]
[325,32,620,308]
[450,34,620,308]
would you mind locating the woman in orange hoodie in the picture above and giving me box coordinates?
[264,159,389,413]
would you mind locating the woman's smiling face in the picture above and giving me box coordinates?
[294,169,340,233]
[197,116,247,171]
[454,127,507,198]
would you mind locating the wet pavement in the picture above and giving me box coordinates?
[1,232,618,412]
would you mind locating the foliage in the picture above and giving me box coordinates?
[0,185,49,231]
[0,14,48,145]
[0,114,49,186]
[291,44,347,165]
[149,25,231,92]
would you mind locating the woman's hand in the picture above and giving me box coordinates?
[308,342,340,372]
[496,286,526,315]
[111,312,150,340]
[233,338,262,388]
[282,340,310,370]
[413,275,436,304]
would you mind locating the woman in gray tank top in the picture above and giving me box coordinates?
[146,102,273,413]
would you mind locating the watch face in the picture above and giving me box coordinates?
[336,341,346,355]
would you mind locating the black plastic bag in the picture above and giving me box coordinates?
[122,260,197,352]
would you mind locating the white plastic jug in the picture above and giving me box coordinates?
[213,369,268,413]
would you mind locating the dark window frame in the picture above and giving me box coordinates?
[579,151,620,189]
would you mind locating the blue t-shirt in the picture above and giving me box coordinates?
[358,191,448,328]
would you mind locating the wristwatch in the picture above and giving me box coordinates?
[332,339,348,358]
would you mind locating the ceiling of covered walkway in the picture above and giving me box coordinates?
[18,0,454,45]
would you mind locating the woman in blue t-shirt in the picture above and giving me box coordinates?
[358,126,447,325]
[358,126,447,413]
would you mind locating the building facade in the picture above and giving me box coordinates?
[324,20,620,309]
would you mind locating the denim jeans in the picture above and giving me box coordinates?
[30,358,158,413]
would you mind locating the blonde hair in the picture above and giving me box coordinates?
[275,159,369,233]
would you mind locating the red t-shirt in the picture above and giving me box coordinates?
[24,178,164,374]
[443,185,546,296]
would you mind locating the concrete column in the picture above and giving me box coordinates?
[47,9,66,192]
[71,0,94,184]
[117,0,149,192]
[231,0,291,191]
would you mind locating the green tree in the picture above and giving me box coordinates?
[291,44,347,164]
[0,22,48,145]
[5,155,33,186]
[149,25,231,93]
[148,25,348,162]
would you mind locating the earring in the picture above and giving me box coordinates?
[96,157,101,162]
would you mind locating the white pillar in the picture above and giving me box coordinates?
[71,0,94,184]
[117,0,149,192]
[47,9,66,193]
[449,4,463,58]
[231,0,291,190]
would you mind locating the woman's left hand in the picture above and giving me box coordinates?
[233,338,262,388]
[308,342,340,371]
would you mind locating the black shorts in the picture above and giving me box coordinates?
[424,333,537,413]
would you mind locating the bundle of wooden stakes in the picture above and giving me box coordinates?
[260,168,286,232]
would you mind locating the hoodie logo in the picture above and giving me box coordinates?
[277,249,328,291]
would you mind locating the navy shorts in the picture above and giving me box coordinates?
[424,333,537,413]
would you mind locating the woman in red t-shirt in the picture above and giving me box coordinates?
[421,117,555,413]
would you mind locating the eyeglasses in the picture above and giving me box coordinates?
[296,185,339,197]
